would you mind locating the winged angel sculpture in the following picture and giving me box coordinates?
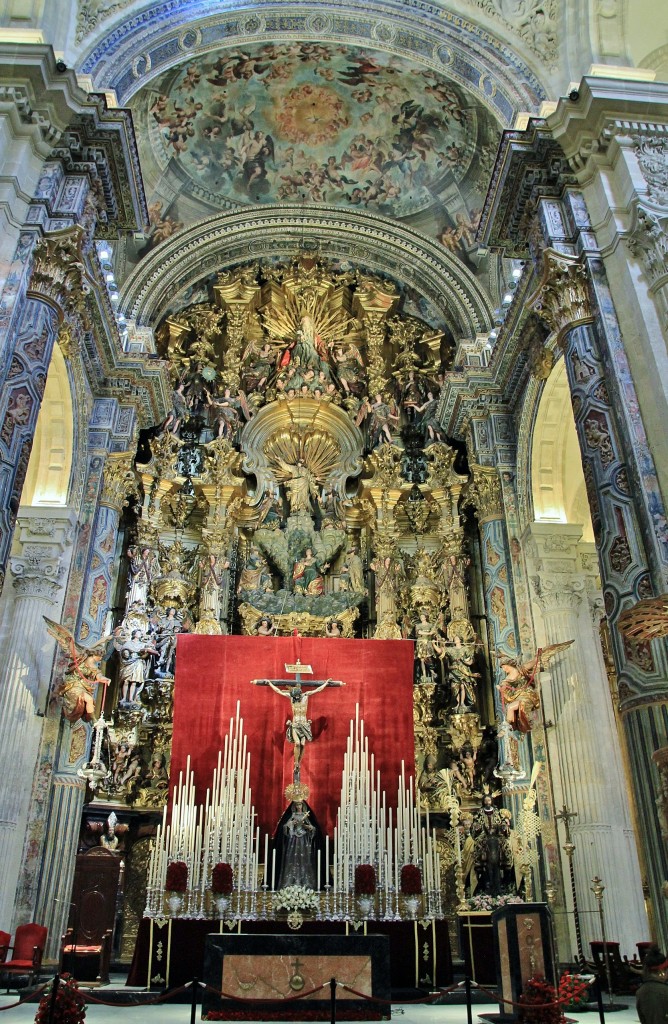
[44,617,112,724]
[497,641,574,733]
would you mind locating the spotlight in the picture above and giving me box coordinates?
[98,246,111,260]
[55,60,67,73]
[512,267,522,279]
[569,89,580,102]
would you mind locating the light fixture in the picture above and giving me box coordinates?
[98,246,111,260]
[105,271,115,282]
[512,266,522,279]
[502,292,513,305]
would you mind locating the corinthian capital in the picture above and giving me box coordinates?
[466,464,503,522]
[100,452,138,512]
[28,227,92,320]
[528,249,594,346]
[531,573,585,612]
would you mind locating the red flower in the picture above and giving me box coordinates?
[400,864,422,895]
[166,860,188,893]
[35,974,86,1024]
[354,864,376,896]
[211,862,234,895]
[518,976,562,1024]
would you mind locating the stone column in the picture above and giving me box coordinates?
[525,522,647,957]
[33,451,137,956]
[530,248,668,942]
[0,509,76,927]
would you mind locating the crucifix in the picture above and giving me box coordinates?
[251,659,344,778]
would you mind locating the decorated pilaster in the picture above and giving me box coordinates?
[525,522,647,956]
[479,104,668,941]
[0,509,76,927]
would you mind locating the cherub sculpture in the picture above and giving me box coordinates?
[497,641,574,733]
[44,617,112,724]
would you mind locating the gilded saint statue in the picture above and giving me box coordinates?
[276,458,319,516]
[44,617,112,723]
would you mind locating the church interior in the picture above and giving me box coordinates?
[1,0,668,1016]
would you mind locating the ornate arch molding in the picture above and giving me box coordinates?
[118,205,496,338]
[78,0,546,119]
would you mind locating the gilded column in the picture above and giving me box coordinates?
[0,509,76,926]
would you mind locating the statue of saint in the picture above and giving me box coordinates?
[469,795,514,897]
[43,617,111,723]
[497,641,573,733]
[276,782,318,890]
[276,459,319,516]
[114,628,157,705]
[292,547,329,596]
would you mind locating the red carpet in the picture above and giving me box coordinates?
[171,635,415,835]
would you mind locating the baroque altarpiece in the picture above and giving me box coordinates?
[82,256,524,959]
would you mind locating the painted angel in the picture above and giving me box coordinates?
[497,641,574,733]
[44,617,112,724]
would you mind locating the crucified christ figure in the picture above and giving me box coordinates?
[251,671,344,770]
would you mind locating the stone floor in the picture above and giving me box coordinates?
[0,985,642,1023]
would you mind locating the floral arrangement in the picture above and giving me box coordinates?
[400,864,422,896]
[467,892,525,912]
[518,976,562,1024]
[558,972,589,1009]
[165,860,188,893]
[211,862,234,895]
[35,974,86,1024]
[354,864,376,896]
[273,885,320,913]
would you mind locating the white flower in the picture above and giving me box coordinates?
[273,885,319,912]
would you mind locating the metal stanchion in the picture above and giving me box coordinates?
[46,975,60,1024]
[330,976,336,1024]
[464,975,473,1024]
[190,977,198,1024]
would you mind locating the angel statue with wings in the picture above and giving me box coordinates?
[44,617,112,724]
[497,641,573,734]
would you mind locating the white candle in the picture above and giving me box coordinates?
[271,848,276,891]
[264,833,269,887]
[317,849,321,891]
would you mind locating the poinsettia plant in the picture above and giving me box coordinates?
[400,864,422,895]
[165,860,188,893]
[35,974,86,1024]
[354,864,376,896]
[211,862,234,895]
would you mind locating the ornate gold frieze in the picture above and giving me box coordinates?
[100,452,138,512]
[465,464,503,522]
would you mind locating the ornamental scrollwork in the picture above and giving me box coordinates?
[29,229,92,321]
[465,464,503,521]
[100,452,138,513]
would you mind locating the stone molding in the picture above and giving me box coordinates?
[9,508,76,601]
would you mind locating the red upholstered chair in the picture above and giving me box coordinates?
[60,925,112,986]
[0,931,10,963]
[1,923,47,989]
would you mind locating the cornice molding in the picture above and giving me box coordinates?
[118,205,496,339]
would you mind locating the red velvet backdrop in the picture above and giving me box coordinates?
[171,635,415,837]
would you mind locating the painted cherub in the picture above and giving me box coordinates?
[44,617,112,724]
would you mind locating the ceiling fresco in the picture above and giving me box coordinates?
[129,41,502,267]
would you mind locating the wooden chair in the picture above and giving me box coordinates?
[1,923,47,990]
[590,940,639,994]
[59,847,121,985]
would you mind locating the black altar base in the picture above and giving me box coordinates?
[128,917,452,992]
[202,933,391,1021]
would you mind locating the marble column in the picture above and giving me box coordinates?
[0,508,75,927]
[33,452,137,956]
[525,522,647,957]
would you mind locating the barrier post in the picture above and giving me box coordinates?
[191,978,198,1024]
[594,975,606,1024]
[330,976,336,1024]
[46,974,60,1024]
[464,975,473,1024]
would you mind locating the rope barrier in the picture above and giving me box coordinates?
[0,980,50,1011]
[79,983,191,1007]
[474,982,564,1010]
[337,982,459,1005]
